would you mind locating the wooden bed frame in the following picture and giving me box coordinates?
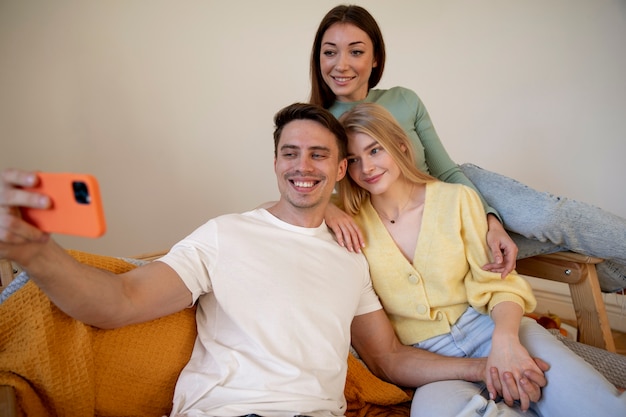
[516,251,615,352]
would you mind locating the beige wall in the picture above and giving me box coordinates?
[1,0,625,257]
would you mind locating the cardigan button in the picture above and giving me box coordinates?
[416,304,428,315]
[408,274,420,284]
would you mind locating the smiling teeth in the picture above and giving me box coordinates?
[335,77,352,82]
[294,181,315,188]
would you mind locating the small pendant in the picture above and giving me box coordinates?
[390,220,395,224]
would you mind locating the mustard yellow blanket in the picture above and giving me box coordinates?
[0,251,410,416]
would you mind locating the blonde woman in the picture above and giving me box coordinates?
[332,102,626,417]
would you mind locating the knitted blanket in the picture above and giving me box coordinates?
[0,251,411,416]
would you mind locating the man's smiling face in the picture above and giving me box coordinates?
[274,119,346,215]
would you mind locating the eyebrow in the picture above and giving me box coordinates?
[280,144,332,153]
[347,138,379,157]
[322,40,367,47]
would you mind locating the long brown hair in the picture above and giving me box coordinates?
[309,5,386,109]
[338,103,435,216]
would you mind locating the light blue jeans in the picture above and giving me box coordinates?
[410,308,626,417]
[461,163,626,292]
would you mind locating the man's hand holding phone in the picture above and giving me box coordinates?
[19,172,106,238]
[0,169,106,241]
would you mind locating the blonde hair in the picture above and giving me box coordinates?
[338,103,435,216]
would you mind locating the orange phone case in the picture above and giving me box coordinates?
[20,172,107,238]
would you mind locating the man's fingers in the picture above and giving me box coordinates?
[533,357,550,373]
[500,372,518,407]
[488,367,501,400]
[519,376,541,403]
[0,213,48,244]
[1,168,38,187]
[0,170,49,209]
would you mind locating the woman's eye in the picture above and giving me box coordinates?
[347,158,358,165]
[351,49,364,56]
[322,50,336,57]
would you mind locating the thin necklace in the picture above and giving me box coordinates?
[373,185,414,224]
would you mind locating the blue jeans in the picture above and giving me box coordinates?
[409,308,626,416]
[461,163,626,292]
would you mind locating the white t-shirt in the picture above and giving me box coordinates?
[160,209,381,417]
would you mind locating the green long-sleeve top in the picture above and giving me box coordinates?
[329,86,500,221]
[354,181,536,345]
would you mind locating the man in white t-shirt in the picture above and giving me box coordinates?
[0,103,546,416]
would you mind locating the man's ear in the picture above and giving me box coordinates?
[336,158,348,181]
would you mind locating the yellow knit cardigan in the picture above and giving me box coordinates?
[355,182,537,345]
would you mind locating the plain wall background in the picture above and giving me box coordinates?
[1,0,625,257]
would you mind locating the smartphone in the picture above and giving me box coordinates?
[19,172,107,238]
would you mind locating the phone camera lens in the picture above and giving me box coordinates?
[72,181,91,204]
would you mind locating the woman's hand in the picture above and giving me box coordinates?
[486,334,545,411]
[483,214,518,278]
[487,357,549,409]
[486,302,546,411]
[324,203,365,252]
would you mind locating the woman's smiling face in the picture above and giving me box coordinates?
[320,23,377,103]
[346,131,400,196]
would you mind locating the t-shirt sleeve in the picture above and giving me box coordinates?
[355,257,383,316]
[158,220,218,304]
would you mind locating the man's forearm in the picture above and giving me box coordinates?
[370,345,486,387]
[19,239,133,327]
[375,345,545,405]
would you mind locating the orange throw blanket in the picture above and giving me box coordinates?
[0,251,411,416]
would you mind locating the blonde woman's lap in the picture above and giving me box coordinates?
[410,380,537,417]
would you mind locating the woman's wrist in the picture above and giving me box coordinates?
[487,213,502,228]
